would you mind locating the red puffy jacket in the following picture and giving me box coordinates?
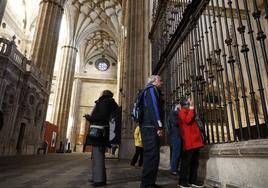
[178,107,204,151]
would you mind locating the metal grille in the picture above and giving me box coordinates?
[150,0,268,143]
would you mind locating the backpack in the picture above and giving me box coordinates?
[165,114,172,134]
[195,114,207,144]
[131,89,145,124]
[165,109,180,134]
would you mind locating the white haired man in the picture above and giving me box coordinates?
[140,75,164,188]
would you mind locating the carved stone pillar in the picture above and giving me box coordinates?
[31,0,67,83]
[120,0,151,159]
[51,45,78,149]
[0,0,7,25]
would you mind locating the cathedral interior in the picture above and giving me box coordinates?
[0,0,268,187]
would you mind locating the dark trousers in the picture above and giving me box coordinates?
[92,146,106,183]
[179,148,200,185]
[140,127,160,188]
[131,146,143,166]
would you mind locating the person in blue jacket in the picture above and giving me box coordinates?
[140,75,164,188]
[167,104,181,175]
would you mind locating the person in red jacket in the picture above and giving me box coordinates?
[178,96,204,188]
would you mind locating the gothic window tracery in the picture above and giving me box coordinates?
[95,58,110,71]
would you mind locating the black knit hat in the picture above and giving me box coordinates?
[179,96,189,107]
[102,90,113,98]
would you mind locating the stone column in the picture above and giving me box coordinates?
[120,0,151,159]
[31,0,67,83]
[51,45,78,149]
[0,0,7,25]
[66,77,81,151]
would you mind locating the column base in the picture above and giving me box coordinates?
[119,138,135,159]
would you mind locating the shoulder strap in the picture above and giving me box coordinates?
[145,85,159,97]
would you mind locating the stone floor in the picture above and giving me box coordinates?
[0,153,179,188]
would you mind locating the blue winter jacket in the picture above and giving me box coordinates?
[168,109,180,139]
[141,84,164,128]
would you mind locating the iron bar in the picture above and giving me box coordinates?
[180,47,184,97]
[227,0,251,139]
[198,16,211,144]
[264,0,268,21]
[206,6,221,143]
[216,0,236,142]
[197,20,210,143]
[171,59,175,104]
[190,29,197,111]
[176,51,180,101]
[193,24,202,115]
[252,0,268,77]
[234,0,261,138]
[200,15,215,143]
[222,0,244,141]
[243,0,268,132]
[185,37,190,97]
[211,0,229,142]
[181,45,186,97]
[175,53,179,102]
[203,13,218,143]
[186,35,191,97]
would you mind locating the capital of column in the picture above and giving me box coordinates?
[40,0,67,11]
[61,45,78,52]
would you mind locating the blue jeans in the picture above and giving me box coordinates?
[170,137,181,172]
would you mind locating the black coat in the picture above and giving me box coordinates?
[85,95,118,147]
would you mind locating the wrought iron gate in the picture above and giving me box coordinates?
[150,0,268,144]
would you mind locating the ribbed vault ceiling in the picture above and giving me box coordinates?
[66,0,121,67]
[82,31,117,62]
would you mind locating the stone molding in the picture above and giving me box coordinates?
[201,139,268,158]
[61,45,78,52]
[40,0,65,11]
[75,76,117,84]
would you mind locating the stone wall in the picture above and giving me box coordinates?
[199,139,268,188]
[0,38,48,156]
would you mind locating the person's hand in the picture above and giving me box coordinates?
[84,114,91,121]
[157,129,164,137]
[187,98,192,105]
[188,98,194,109]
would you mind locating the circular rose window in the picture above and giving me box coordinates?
[95,58,110,71]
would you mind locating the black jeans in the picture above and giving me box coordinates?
[131,146,143,166]
[140,127,160,188]
[179,148,200,185]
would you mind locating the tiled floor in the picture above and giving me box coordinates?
[0,153,179,188]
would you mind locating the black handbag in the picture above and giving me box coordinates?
[195,115,207,144]
[89,125,105,138]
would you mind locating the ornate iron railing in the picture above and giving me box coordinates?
[150,0,268,144]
